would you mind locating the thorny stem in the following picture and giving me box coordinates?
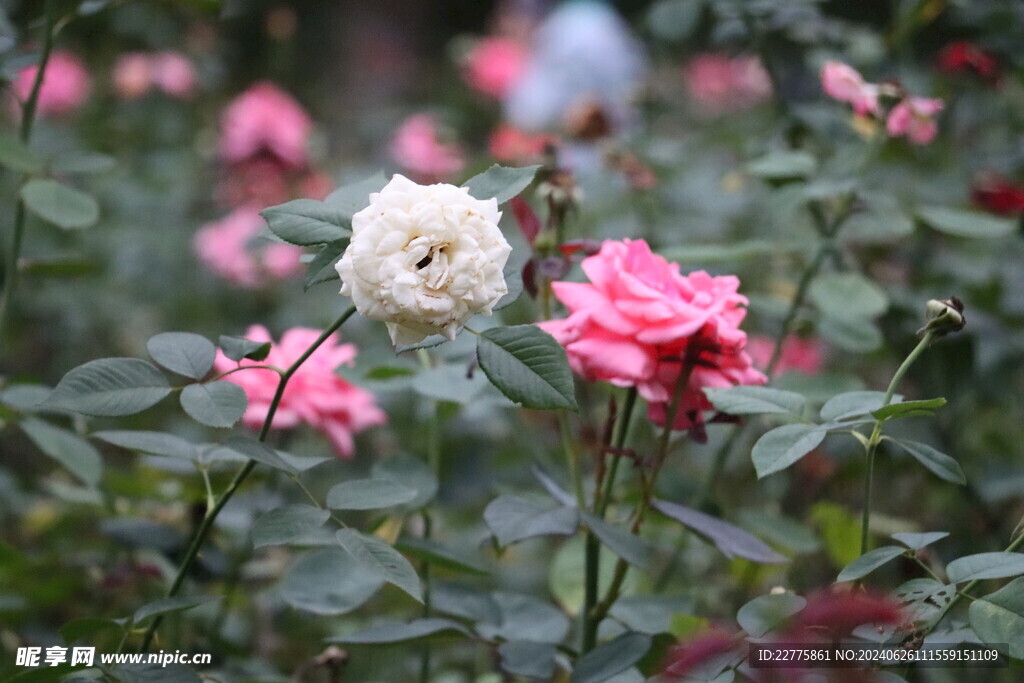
[138,306,356,652]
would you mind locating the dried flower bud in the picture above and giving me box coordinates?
[920,296,965,337]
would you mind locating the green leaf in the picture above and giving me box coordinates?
[279,547,384,615]
[871,398,946,421]
[703,386,806,416]
[179,381,247,428]
[432,582,501,624]
[462,164,540,204]
[917,206,1016,239]
[820,391,896,422]
[946,552,1024,583]
[411,363,489,405]
[327,618,468,644]
[660,240,797,265]
[652,499,787,564]
[969,577,1024,658]
[220,436,298,474]
[132,595,219,625]
[837,545,906,582]
[59,617,122,644]
[260,199,350,245]
[21,417,103,486]
[888,438,966,485]
[746,151,816,179]
[50,151,117,175]
[582,512,652,569]
[751,423,827,478]
[477,325,578,410]
[218,335,272,362]
[303,241,346,290]
[484,494,579,546]
[737,593,806,637]
[498,641,557,679]
[252,504,330,548]
[610,595,692,635]
[146,332,215,379]
[326,478,418,510]
[324,172,388,215]
[0,131,41,173]
[735,509,820,555]
[476,591,570,643]
[892,531,949,551]
[571,631,652,683]
[336,529,423,603]
[817,314,883,353]
[20,178,99,229]
[371,454,438,511]
[809,272,889,320]
[396,537,490,575]
[92,430,199,461]
[43,358,171,417]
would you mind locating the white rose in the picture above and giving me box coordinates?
[336,174,513,346]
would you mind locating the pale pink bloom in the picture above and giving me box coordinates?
[820,61,879,115]
[747,335,824,377]
[462,37,528,98]
[488,123,553,163]
[13,50,91,116]
[215,158,291,209]
[886,96,943,145]
[112,52,152,99]
[389,113,465,182]
[151,51,196,98]
[193,206,303,288]
[684,53,771,112]
[539,239,765,431]
[218,82,312,170]
[298,171,334,201]
[213,326,386,457]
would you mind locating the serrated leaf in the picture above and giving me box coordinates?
[582,512,652,569]
[324,172,388,215]
[888,438,966,485]
[570,631,652,683]
[484,495,579,546]
[837,545,906,582]
[132,595,219,625]
[21,178,99,229]
[737,593,806,637]
[21,417,103,486]
[969,577,1024,659]
[336,529,423,603]
[809,272,889,320]
[280,547,383,615]
[946,552,1024,583]
[396,537,490,575]
[326,478,418,510]
[477,325,577,410]
[820,391,897,422]
[751,423,827,478]
[652,499,787,564]
[43,358,171,417]
[746,151,816,179]
[703,386,806,416]
[371,454,438,511]
[92,430,199,461]
[304,241,346,290]
[146,332,215,379]
[871,398,946,421]
[0,131,41,173]
[817,314,883,352]
[917,206,1016,239]
[218,335,272,362]
[892,531,949,551]
[260,199,350,245]
[179,381,247,428]
[220,436,298,474]
[327,618,468,644]
[252,505,330,548]
[463,164,540,204]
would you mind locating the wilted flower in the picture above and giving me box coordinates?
[684,53,771,113]
[218,82,313,170]
[13,50,91,117]
[389,114,466,183]
[336,174,512,346]
[820,61,880,116]
[214,326,385,457]
[539,239,765,431]
[886,96,943,145]
[462,37,528,98]
[787,589,905,640]
[747,335,824,377]
[193,206,303,287]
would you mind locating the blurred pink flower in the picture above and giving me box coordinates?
[213,326,386,457]
[684,53,771,112]
[219,82,312,170]
[539,239,765,431]
[820,61,879,115]
[112,52,152,99]
[886,96,943,145]
[193,206,303,287]
[216,158,292,208]
[488,123,553,163]
[389,113,465,182]
[151,51,196,99]
[13,50,91,116]
[462,37,528,98]
[747,335,824,377]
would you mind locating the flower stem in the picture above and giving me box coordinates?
[417,348,441,683]
[138,306,356,652]
[859,330,936,556]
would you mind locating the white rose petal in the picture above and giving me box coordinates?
[336,174,513,346]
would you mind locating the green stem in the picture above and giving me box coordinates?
[417,348,441,683]
[0,0,58,335]
[138,307,356,652]
[859,331,936,556]
[596,388,637,517]
[559,410,585,507]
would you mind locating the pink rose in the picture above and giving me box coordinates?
[213,326,386,457]
[389,113,465,182]
[488,123,553,163]
[747,335,824,377]
[539,239,765,431]
[193,206,303,288]
[462,37,528,98]
[151,51,196,99]
[14,50,91,116]
[820,60,879,116]
[683,53,771,113]
[112,52,152,100]
[886,96,943,145]
[218,82,312,170]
